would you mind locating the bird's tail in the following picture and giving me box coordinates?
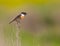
[9,19,15,24]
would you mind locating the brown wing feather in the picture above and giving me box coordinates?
[9,15,21,24]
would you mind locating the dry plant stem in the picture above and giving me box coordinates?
[16,22,21,46]
[10,25,14,46]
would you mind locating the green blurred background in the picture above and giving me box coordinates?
[0,0,60,46]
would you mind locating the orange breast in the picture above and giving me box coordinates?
[20,16,25,20]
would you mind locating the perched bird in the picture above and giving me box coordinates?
[9,12,27,24]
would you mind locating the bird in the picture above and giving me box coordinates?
[9,12,27,24]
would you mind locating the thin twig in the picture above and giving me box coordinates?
[16,22,21,46]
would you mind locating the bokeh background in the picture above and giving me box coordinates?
[0,0,60,46]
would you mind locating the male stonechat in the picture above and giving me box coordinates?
[9,12,27,24]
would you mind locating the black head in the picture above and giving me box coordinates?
[21,12,27,15]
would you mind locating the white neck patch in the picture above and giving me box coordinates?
[21,14,25,16]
